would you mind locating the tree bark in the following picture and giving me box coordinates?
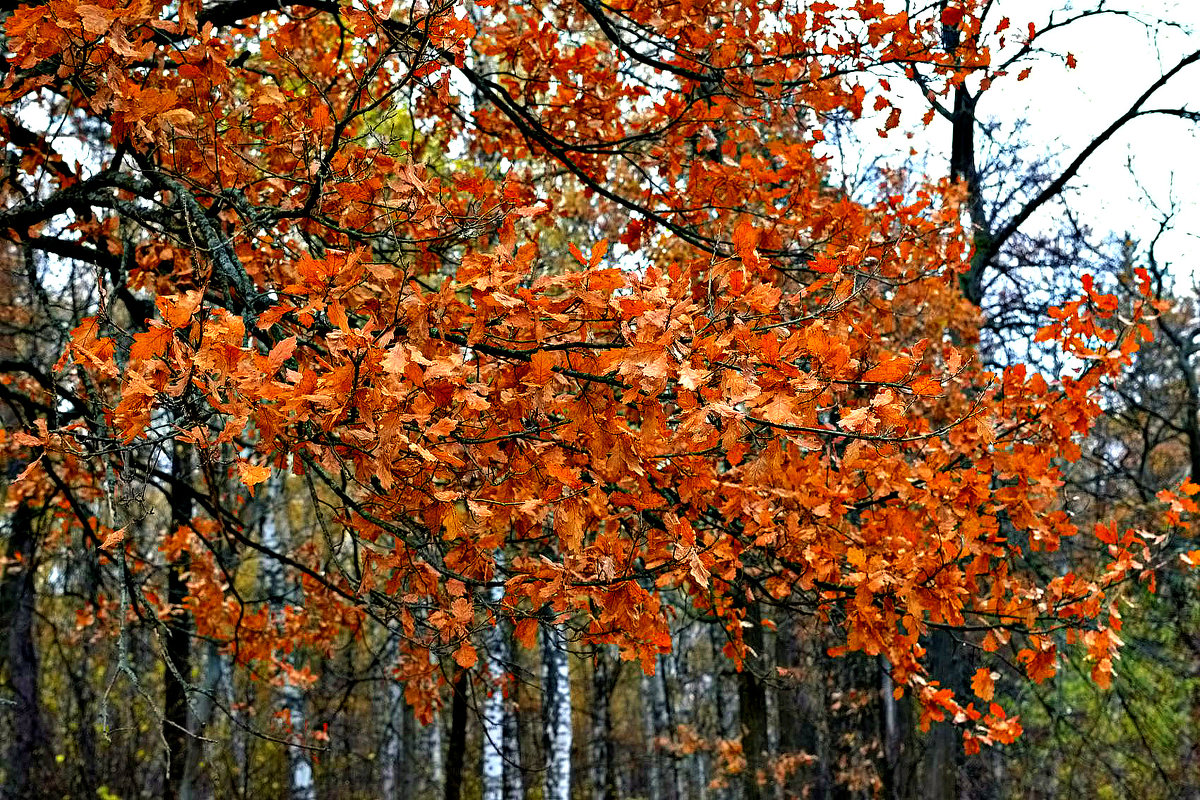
[380,638,407,799]
[0,500,45,800]
[482,553,517,800]
[542,621,572,800]
[164,443,194,800]
[261,476,315,800]
[923,628,962,800]
[180,641,225,800]
[589,646,619,800]
[444,668,469,800]
[738,600,769,800]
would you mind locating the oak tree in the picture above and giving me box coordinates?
[0,0,1188,791]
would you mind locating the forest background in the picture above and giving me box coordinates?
[1,0,1199,798]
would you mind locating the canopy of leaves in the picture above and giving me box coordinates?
[0,0,1187,753]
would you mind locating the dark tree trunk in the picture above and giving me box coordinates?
[444,668,469,800]
[164,444,194,800]
[1,501,45,800]
[590,647,620,800]
[738,600,769,800]
[924,628,963,800]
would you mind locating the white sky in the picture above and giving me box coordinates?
[834,0,1200,285]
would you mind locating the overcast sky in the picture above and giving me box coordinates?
[837,0,1200,284]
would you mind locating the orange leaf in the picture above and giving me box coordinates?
[529,351,557,385]
[971,668,996,701]
[453,643,478,669]
[514,618,538,649]
[863,356,910,383]
[267,336,298,372]
[129,325,175,361]
[237,461,271,495]
[589,238,609,268]
[909,376,942,396]
[101,527,127,552]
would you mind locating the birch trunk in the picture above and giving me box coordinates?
[261,476,315,800]
[482,566,508,800]
[502,665,523,800]
[542,622,572,800]
[380,645,407,800]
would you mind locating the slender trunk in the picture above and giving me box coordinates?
[542,621,572,800]
[923,629,960,800]
[642,664,663,800]
[738,602,769,800]
[180,641,225,800]
[501,654,523,800]
[164,443,194,800]
[590,646,619,800]
[426,704,445,796]
[261,476,315,800]
[940,1,987,307]
[879,657,914,800]
[445,669,469,800]
[660,656,685,800]
[225,650,249,798]
[774,616,816,798]
[380,646,406,799]
[0,501,44,800]
[482,555,512,800]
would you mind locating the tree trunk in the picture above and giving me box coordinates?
[501,649,523,800]
[180,641,225,800]
[641,664,664,800]
[424,704,445,797]
[164,443,194,800]
[0,500,45,800]
[590,646,619,800]
[482,554,517,800]
[261,476,315,800]
[738,601,769,800]
[923,629,961,800]
[542,621,572,800]
[445,668,469,800]
[380,641,407,799]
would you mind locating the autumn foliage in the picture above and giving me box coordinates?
[0,0,1186,765]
